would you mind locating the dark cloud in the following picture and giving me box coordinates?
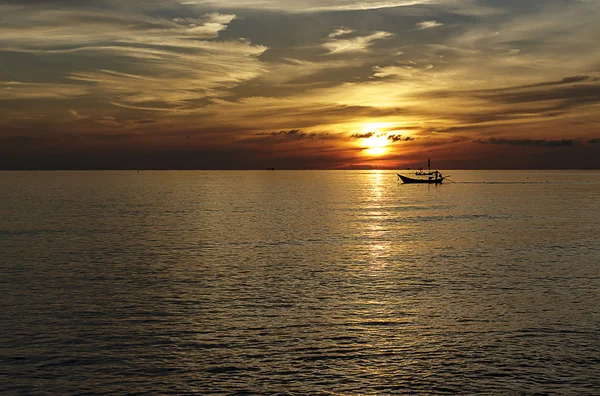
[425,76,600,107]
[481,84,600,107]
[350,132,416,142]
[511,75,599,90]
[418,76,600,129]
[560,75,597,84]
[350,132,374,139]
[387,134,415,142]
[475,138,575,147]
[256,129,329,140]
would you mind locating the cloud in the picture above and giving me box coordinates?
[62,39,267,110]
[372,63,433,79]
[178,0,436,12]
[1,6,266,111]
[68,109,89,120]
[416,75,600,130]
[95,116,120,127]
[476,75,600,95]
[196,95,400,133]
[349,131,415,142]
[560,75,597,84]
[350,132,375,139]
[477,80,600,111]
[328,28,354,38]
[388,134,415,142]
[170,13,236,37]
[416,20,442,30]
[323,31,393,54]
[256,129,328,140]
[127,119,157,126]
[475,138,575,147]
[0,82,88,100]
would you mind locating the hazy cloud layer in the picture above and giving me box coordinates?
[475,138,576,147]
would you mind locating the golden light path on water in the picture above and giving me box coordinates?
[364,171,392,272]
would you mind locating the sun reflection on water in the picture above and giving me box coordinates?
[363,171,392,271]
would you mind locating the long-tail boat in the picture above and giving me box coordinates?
[397,158,445,184]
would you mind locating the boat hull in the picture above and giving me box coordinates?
[398,174,444,184]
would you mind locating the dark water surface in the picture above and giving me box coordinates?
[1,170,599,394]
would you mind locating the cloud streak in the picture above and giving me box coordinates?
[179,0,436,12]
[0,82,89,100]
[416,20,442,30]
[323,31,393,54]
[1,5,266,112]
[256,129,328,140]
[475,138,575,147]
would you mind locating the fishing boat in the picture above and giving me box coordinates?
[398,173,444,184]
[397,158,445,184]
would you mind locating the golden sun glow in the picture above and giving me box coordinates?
[364,142,388,156]
[361,124,390,156]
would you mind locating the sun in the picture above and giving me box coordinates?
[363,135,389,156]
[360,124,390,156]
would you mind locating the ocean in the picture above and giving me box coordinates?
[1,170,599,394]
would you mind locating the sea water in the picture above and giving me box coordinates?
[1,170,599,394]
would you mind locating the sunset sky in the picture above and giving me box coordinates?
[1,0,599,169]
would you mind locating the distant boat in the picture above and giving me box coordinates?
[397,158,445,184]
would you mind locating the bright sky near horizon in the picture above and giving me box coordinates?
[1,0,599,169]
